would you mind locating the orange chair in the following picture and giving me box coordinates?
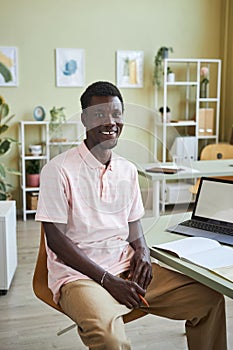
[32,226,147,335]
[200,143,233,161]
[190,143,233,194]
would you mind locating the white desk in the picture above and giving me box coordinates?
[142,212,233,299]
[138,159,233,218]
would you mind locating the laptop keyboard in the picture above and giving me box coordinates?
[181,220,233,236]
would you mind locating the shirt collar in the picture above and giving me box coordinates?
[78,141,114,171]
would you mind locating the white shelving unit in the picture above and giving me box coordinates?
[154,58,221,162]
[19,121,84,220]
[153,58,221,211]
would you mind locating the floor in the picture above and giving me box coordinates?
[0,217,232,350]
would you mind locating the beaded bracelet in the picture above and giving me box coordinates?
[100,271,108,287]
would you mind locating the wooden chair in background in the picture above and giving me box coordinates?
[32,226,147,336]
[190,143,233,194]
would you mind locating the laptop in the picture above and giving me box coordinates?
[167,177,233,245]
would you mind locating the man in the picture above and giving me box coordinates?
[36,81,227,350]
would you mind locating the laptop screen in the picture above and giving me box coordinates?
[193,177,233,224]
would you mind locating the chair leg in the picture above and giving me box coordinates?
[57,323,76,336]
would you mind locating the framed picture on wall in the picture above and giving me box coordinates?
[116,50,144,88]
[56,48,85,87]
[0,47,18,86]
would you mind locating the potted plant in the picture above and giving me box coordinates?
[153,46,173,87]
[200,66,209,98]
[0,96,20,200]
[167,66,175,82]
[159,106,171,123]
[26,159,40,187]
[49,106,67,142]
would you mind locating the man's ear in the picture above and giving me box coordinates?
[81,111,87,127]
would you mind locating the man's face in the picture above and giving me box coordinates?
[82,95,124,150]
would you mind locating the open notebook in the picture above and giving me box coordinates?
[167,177,233,245]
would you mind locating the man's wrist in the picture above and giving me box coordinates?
[135,246,150,255]
[100,271,108,287]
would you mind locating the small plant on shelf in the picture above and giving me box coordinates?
[26,159,40,174]
[167,66,173,74]
[49,106,67,142]
[153,46,174,87]
[26,160,40,187]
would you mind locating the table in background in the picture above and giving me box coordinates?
[138,159,233,218]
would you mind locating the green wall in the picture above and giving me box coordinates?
[0,0,223,207]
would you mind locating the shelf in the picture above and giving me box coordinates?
[23,155,48,160]
[163,121,196,127]
[154,58,221,213]
[25,187,40,191]
[25,209,37,214]
[155,58,221,163]
[20,185,40,191]
[20,121,47,125]
[49,141,81,146]
[166,81,198,86]
[199,98,219,102]
[19,120,84,220]
[165,58,221,63]
[197,135,218,139]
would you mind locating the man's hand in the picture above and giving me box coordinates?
[128,247,152,290]
[103,273,146,309]
[127,219,153,290]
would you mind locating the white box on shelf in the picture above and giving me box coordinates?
[170,136,197,162]
[161,182,193,204]
[198,108,214,135]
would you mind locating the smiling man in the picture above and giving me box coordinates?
[36,81,227,350]
[81,95,123,161]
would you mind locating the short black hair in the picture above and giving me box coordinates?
[80,81,124,111]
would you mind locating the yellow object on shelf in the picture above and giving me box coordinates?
[26,192,38,210]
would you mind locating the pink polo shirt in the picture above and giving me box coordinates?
[35,141,145,303]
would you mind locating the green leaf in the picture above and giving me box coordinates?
[0,192,7,200]
[0,124,9,135]
[3,113,15,123]
[6,167,21,176]
[0,139,11,155]
[0,163,6,178]
[3,136,18,143]
[5,182,14,188]
[0,62,13,83]
[0,179,7,193]
[0,103,9,119]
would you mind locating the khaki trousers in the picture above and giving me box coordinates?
[59,263,227,350]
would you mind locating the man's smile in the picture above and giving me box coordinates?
[101,131,115,135]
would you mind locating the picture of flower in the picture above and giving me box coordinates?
[0,47,18,86]
[116,50,144,88]
[56,48,85,87]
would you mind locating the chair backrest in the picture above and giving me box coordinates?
[189,143,233,194]
[200,143,233,160]
[32,225,63,313]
